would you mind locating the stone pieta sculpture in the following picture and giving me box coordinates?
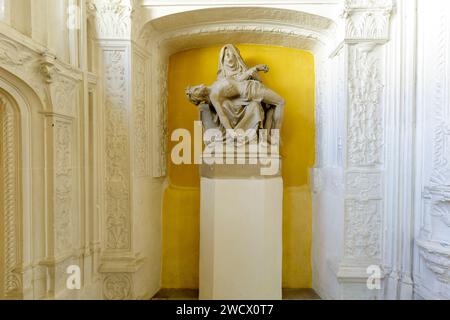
[186,44,285,145]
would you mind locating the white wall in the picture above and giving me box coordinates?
[414,0,450,300]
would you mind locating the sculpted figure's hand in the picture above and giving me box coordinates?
[255,64,269,73]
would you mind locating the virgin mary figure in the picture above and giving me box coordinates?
[217,44,263,82]
[211,44,267,133]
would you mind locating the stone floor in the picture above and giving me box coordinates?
[152,289,321,300]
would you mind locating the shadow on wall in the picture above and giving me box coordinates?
[162,44,315,289]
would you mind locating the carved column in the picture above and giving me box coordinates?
[87,0,147,300]
[337,0,393,299]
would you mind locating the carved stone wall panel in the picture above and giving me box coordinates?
[315,58,327,167]
[0,34,46,102]
[338,2,391,294]
[48,76,79,116]
[417,239,450,290]
[346,171,382,200]
[103,273,132,300]
[53,119,74,256]
[133,53,148,177]
[151,51,168,178]
[347,44,384,168]
[0,32,83,112]
[342,43,385,270]
[103,49,131,251]
[40,52,82,116]
[344,199,382,261]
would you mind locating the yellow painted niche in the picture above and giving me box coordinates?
[163,44,315,289]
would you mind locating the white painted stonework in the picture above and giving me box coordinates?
[200,177,283,300]
[0,0,449,300]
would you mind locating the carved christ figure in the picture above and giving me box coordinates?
[186,44,285,139]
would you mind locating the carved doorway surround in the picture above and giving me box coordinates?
[0,71,38,300]
[0,39,82,299]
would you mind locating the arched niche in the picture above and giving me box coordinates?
[138,6,340,292]
[138,6,339,177]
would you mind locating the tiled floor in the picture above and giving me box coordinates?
[152,288,321,300]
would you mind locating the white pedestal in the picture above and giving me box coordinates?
[199,176,283,300]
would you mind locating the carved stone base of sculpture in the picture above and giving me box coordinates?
[199,160,283,300]
[200,153,282,178]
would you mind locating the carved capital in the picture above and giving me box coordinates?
[87,0,135,40]
[343,0,393,42]
[40,52,81,115]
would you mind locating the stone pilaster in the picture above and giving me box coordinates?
[337,0,393,299]
[87,0,147,300]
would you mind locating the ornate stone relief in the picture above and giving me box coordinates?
[344,200,381,260]
[0,35,45,101]
[425,9,450,230]
[343,44,384,268]
[1,97,22,297]
[343,0,393,45]
[346,172,382,200]
[0,37,34,66]
[143,6,335,36]
[41,52,81,115]
[159,24,326,49]
[54,120,74,256]
[424,186,450,228]
[0,33,82,113]
[88,0,144,300]
[152,56,168,178]
[417,239,450,285]
[103,273,132,300]
[340,1,391,283]
[133,54,148,177]
[103,49,131,251]
[347,44,383,167]
[0,16,86,299]
[48,75,78,115]
[315,59,327,167]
